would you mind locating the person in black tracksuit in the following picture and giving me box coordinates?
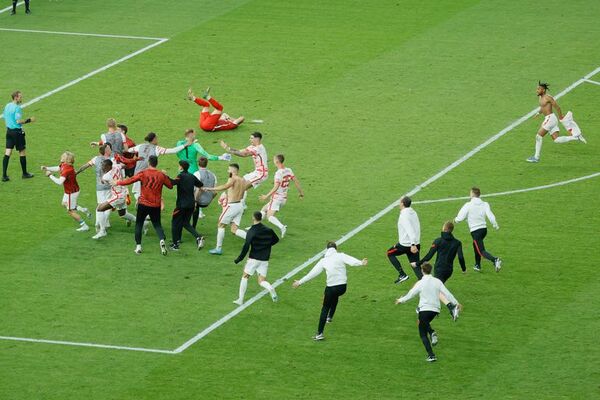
[170,160,204,250]
[413,221,464,321]
[416,221,466,283]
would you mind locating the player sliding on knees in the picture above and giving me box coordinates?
[41,152,91,232]
[203,163,250,255]
[187,87,244,132]
[527,81,586,163]
[220,131,268,208]
[258,154,304,238]
[93,159,136,239]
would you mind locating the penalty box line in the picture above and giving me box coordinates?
[172,65,600,354]
[0,28,168,118]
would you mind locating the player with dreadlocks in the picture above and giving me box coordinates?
[526,81,586,163]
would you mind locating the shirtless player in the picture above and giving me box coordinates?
[187,87,244,132]
[203,163,249,255]
[527,81,586,163]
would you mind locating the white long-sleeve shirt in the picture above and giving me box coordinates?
[398,275,458,313]
[298,248,363,287]
[455,197,498,232]
[397,207,420,246]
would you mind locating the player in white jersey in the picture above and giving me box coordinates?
[126,132,191,202]
[92,159,137,239]
[259,154,304,238]
[220,131,268,208]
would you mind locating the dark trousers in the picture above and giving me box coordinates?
[418,311,438,357]
[13,0,29,11]
[318,284,347,335]
[387,243,422,279]
[434,268,453,283]
[135,204,165,245]
[171,207,201,244]
[470,228,496,266]
[192,204,207,228]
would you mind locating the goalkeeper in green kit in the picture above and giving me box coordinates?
[175,128,231,173]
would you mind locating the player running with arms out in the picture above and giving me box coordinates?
[203,163,249,255]
[527,81,586,163]
[93,159,137,240]
[41,152,90,232]
[259,154,304,238]
[175,128,230,174]
[395,262,461,362]
[293,242,368,341]
[116,155,173,255]
[233,211,280,305]
[220,131,268,207]
[187,87,245,132]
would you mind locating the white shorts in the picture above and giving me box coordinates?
[96,190,111,204]
[263,196,286,212]
[243,170,268,189]
[244,258,269,277]
[62,191,80,210]
[132,181,141,200]
[541,113,560,134]
[107,194,127,210]
[218,202,244,226]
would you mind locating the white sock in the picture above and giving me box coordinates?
[242,191,248,208]
[554,136,578,143]
[268,215,284,230]
[104,210,112,227]
[98,211,108,232]
[76,205,87,213]
[235,229,247,239]
[534,134,543,158]
[259,280,276,297]
[216,227,225,249]
[238,277,248,302]
[122,212,136,222]
[95,211,103,229]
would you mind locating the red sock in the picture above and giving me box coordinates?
[194,98,210,107]
[208,97,223,111]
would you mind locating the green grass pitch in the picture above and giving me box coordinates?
[1,0,599,398]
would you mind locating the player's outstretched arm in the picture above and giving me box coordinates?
[220,140,251,157]
[205,178,234,192]
[75,161,92,175]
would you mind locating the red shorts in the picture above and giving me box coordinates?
[200,112,239,132]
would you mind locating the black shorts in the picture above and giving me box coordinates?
[6,128,26,151]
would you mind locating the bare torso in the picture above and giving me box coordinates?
[227,175,248,202]
[538,94,554,116]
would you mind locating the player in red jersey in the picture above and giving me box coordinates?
[41,151,91,232]
[187,87,244,132]
[116,155,173,255]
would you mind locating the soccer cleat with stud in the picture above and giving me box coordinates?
[452,304,462,322]
[495,257,502,272]
[209,248,223,255]
[76,224,90,232]
[526,156,539,163]
[577,134,587,144]
[134,245,142,254]
[22,173,34,179]
[160,240,168,256]
[431,332,438,346]
[2,176,9,182]
[326,317,333,324]
[201,87,211,99]
[92,230,107,239]
[197,236,205,250]
[426,355,437,362]
[313,333,325,341]
[233,298,243,306]
[473,265,481,272]
[169,243,180,251]
[395,274,410,284]
[281,225,287,239]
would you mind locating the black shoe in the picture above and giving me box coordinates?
[169,243,180,251]
[10,10,15,15]
[426,355,437,362]
[22,173,34,179]
[473,265,481,272]
[394,274,410,284]
[25,9,31,14]
[2,176,9,182]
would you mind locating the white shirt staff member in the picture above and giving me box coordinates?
[454,187,502,272]
[387,195,421,284]
[293,242,367,341]
[396,262,460,362]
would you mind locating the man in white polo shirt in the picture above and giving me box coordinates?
[454,187,502,272]
[396,262,460,362]
[387,196,421,284]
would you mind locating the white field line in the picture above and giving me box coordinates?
[0,27,167,41]
[3,171,598,355]
[0,1,22,14]
[584,79,600,86]
[0,37,168,119]
[172,66,600,354]
[0,335,175,354]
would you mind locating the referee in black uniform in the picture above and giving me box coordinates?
[3,91,35,181]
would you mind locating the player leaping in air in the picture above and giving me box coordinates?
[259,154,304,238]
[527,81,586,163]
[187,87,244,132]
